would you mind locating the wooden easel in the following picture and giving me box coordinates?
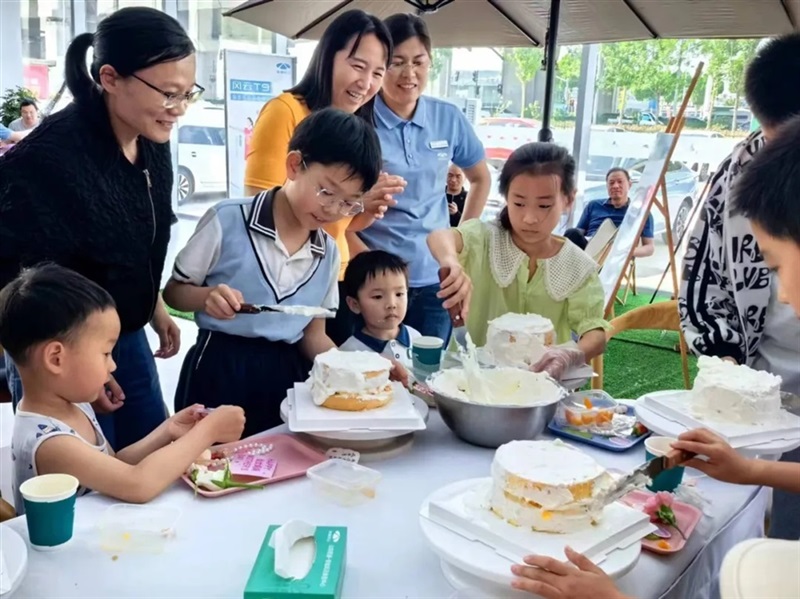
[599,63,705,390]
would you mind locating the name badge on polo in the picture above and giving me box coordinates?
[430,140,449,149]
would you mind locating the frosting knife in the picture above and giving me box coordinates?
[237,303,336,318]
[594,449,695,510]
[438,267,467,349]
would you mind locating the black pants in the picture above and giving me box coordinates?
[175,329,310,438]
[326,281,357,346]
[563,228,588,250]
[768,445,800,540]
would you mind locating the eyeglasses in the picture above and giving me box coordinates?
[132,74,205,109]
[315,186,364,217]
[388,60,430,73]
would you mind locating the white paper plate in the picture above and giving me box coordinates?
[0,526,28,596]
[281,391,429,442]
[635,392,800,457]
[419,479,645,588]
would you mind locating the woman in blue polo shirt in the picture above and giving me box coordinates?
[358,14,491,342]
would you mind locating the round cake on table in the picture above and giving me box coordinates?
[485,313,555,367]
[489,440,613,533]
[310,349,393,411]
[691,356,783,425]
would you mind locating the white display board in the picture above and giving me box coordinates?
[599,133,674,310]
[223,50,294,197]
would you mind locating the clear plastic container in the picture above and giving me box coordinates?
[97,504,181,554]
[306,459,381,507]
[558,390,619,430]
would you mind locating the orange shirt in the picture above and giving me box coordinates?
[245,92,353,280]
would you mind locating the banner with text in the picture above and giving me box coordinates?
[223,50,294,197]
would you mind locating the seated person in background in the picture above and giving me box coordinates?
[0,264,245,511]
[8,99,40,132]
[564,168,655,258]
[340,250,419,368]
[164,108,384,437]
[511,115,800,599]
[446,163,468,227]
[428,142,609,381]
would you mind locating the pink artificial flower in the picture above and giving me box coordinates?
[643,491,674,520]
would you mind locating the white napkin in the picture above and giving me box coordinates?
[0,547,11,595]
[268,520,316,580]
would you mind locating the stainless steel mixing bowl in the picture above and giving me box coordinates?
[427,372,562,448]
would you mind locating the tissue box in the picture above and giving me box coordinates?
[244,526,347,599]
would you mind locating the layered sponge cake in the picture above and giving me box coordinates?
[310,349,393,411]
[691,356,782,425]
[485,313,555,367]
[489,440,613,533]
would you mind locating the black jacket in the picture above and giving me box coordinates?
[0,96,173,332]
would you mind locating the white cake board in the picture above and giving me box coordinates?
[635,398,800,457]
[419,479,649,588]
[0,526,28,597]
[289,382,426,432]
[638,391,800,448]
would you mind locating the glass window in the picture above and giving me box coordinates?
[20,0,73,103]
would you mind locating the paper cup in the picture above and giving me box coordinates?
[20,473,79,550]
[645,436,684,492]
[410,336,444,380]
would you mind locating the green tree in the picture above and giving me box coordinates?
[430,47,453,82]
[557,46,582,88]
[701,39,759,130]
[505,47,542,117]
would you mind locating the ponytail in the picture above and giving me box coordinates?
[64,32,99,105]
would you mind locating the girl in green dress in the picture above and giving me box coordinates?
[428,142,609,381]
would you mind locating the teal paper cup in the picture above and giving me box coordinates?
[20,473,79,550]
[645,436,684,492]
[410,336,444,378]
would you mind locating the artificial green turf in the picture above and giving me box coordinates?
[164,288,697,399]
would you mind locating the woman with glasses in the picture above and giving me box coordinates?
[244,9,402,345]
[358,14,491,343]
[0,7,200,449]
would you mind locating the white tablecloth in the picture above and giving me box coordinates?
[1,414,768,599]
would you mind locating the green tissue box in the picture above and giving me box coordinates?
[244,525,347,599]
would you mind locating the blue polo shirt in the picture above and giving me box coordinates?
[577,198,654,239]
[359,94,485,287]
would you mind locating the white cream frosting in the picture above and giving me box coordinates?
[489,440,614,533]
[429,367,564,407]
[485,313,555,368]
[691,356,783,424]
[309,349,392,406]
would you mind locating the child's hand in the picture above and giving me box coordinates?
[166,404,207,440]
[389,359,409,388]
[530,347,585,381]
[364,172,405,218]
[437,262,472,319]
[672,428,753,484]
[201,405,246,443]
[205,284,244,320]
[511,547,629,599]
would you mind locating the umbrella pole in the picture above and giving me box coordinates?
[538,0,561,143]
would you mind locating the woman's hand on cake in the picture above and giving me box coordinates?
[672,429,751,484]
[205,284,244,320]
[511,547,630,599]
[530,347,586,381]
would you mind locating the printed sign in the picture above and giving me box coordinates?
[230,454,278,479]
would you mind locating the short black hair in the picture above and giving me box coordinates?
[19,99,37,110]
[733,115,800,244]
[343,250,409,299]
[606,167,630,182]
[383,13,432,56]
[744,33,800,128]
[497,142,576,231]
[289,107,382,192]
[287,10,391,124]
[0,264,116,366]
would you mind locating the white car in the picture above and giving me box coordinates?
[177,107,227,204]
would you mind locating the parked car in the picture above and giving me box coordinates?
[177,107,227,204]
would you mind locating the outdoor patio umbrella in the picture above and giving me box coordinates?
[226,0,799,139]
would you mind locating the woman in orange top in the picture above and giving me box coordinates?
[245,9,403,344]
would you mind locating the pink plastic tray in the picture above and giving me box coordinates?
[621,490,703,554]
[181,433,326,498]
